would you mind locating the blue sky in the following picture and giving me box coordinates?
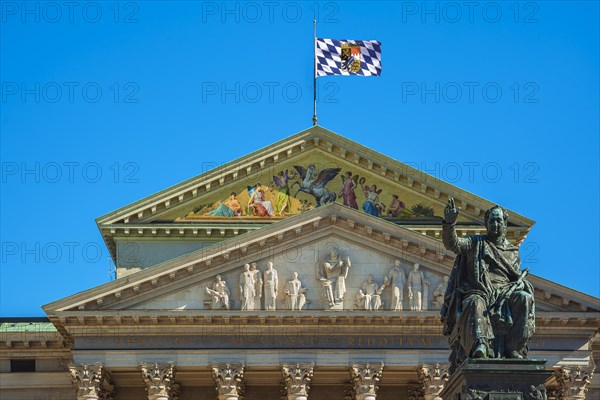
[1,1,598,316]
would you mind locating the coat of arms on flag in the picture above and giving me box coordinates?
[316,38,382,77]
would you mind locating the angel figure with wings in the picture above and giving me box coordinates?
[339,171,359,209]
[359,178,384,216]
[291,164,341,207]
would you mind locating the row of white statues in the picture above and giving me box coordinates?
[205,256,449,312]
[206,262,307,311]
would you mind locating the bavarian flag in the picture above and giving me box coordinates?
[316,38,382,77]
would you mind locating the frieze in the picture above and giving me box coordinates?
[73,333,575,351]
[76,333,448,350]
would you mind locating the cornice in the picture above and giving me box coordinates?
[44,311,600,345]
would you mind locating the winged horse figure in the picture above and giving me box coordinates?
[291,164,341,206]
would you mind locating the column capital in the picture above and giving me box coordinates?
[553,366,593,400]
[139,363,175,400]
[69,363,113,400]
[350,363,384,400]
[212,363,245,400]
[417,364,449,400]
[281,363,315,400]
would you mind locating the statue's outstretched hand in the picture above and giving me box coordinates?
[444,197,460,224]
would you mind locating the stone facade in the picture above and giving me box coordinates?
[1,128,598,400]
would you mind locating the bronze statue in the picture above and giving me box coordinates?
[441,197,535,373]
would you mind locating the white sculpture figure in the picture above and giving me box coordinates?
[383,260,406,311]
[432,276,449,310]
[250,262,263,310]
[205,275,231,310]
[317,249,351,306]
[263,261,279,310]
[356,275,385,311]
[285,272,307,311]
[408,263,430,311]
[239,263,256,310]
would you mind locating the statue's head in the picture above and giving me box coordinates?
[267,261,273,269]
[250,263,257,271]
[367,274,374,282]
[244,263,250,271]
[216,275,222,282]
[485,205,508,241]
[292,272,298,279]
[413,263,420,270]
[394,259,401,268]
[443,275,449,282]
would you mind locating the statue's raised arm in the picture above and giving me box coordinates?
[444,197,460,224]
[442,197,472,254]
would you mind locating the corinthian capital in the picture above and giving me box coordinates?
[139,363,175,400]
[417,364,449,400]
[281,363,315,400]
[212,363,245,400]
[350,363,384,400]
[69,363,113,400]
[554,366,593,400]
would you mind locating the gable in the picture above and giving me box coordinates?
[123,234,451,311]
[95,126,536,264]
[46,204,598,318]
[97,126,534,226]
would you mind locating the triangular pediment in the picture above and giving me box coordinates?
[46,204,599,320]
[97,126,534,253]
[96,126,535,226]
[96,126,536,263]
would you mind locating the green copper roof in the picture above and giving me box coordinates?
[0,322,57,333]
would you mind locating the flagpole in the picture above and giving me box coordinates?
[312,19,318,126]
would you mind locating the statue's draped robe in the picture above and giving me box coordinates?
[441,222,535,366]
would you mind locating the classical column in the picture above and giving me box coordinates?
[212,363,245,400]
[407,385,425,400]
[417,364,449,400]
[350,363,384,400]
[553,366,593,400]
[171,383,181,400]
[140,363,175,400]
[69,364,113,400]
[281,363,315,400]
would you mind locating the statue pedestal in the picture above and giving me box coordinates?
[440,359,552,400]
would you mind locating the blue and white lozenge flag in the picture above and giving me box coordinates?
[316,38,382,77]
